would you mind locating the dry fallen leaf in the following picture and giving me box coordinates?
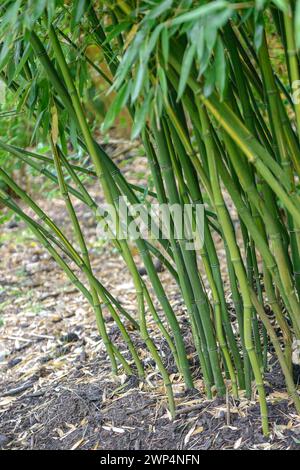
[0,397,17,407]
[269,391,289,401]
[55,428,65,438]
[192,426,204,436]
[71,438,85,450]
[234,437,243,449]
[102,425,125,434]
[184,423,197,445]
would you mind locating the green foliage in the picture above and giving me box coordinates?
[0,87,31,176]
[0,207,13,224]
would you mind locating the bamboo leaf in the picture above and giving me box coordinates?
[51,104,59,144]
[131,61,146,103]
[113,30,145,90]
[204,23,218,52]
[215,37,227,100]
[271,0,288,12]
[30,109,45,144]
[254,12,264,51]
[203,64,216,98]
[0,34,14,70]
[145,24,164,60]
[12,42,32,81]
[6,55,15,86]
[101,82,131,132]
[1,0,21,29]
[161,27,169,65]
[158,66,168,99]
[131,91,153,139]
[69,117,78,150]
[177,43,196,100]
[170,1,228,26]
[71,0,88,29]
[146,0,173,20]
[104,22,131,45]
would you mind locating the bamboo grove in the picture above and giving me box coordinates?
[1,0,300,435]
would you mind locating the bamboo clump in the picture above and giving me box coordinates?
[1,1,300,435]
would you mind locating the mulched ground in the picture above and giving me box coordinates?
[1,143,300,450]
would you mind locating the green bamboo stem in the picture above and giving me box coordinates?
[283,2,300,141]
[170,52,294,207]
[166,116,244,391]
[160,125,220,392]
[204,96,298,205]
[0,167,82,264]
[0,167,141,372]
[168,90,252,390]
[10,142,159,199]
[258,34,288,164]
[162,72,247,391]
[142,286,179,368]
[198,103,269,435]
[1,178,139,331]
[0,190,133,376]
[51,136,144,377]
[216,151,292,350]
[0,139,178,286]
[225,79,293,336]
[143,129,214,395]
[257,32,300,288]
[0,192,90,300]
[225,242,252,396]
[48,24,178,410]
[30,30,178,271]
[153,119,226,396]
[30,33,182,344]
[250,290,300,414]
[232,22,300,176]
[218,132,300,338]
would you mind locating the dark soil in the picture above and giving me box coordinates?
[1,349,300,450]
